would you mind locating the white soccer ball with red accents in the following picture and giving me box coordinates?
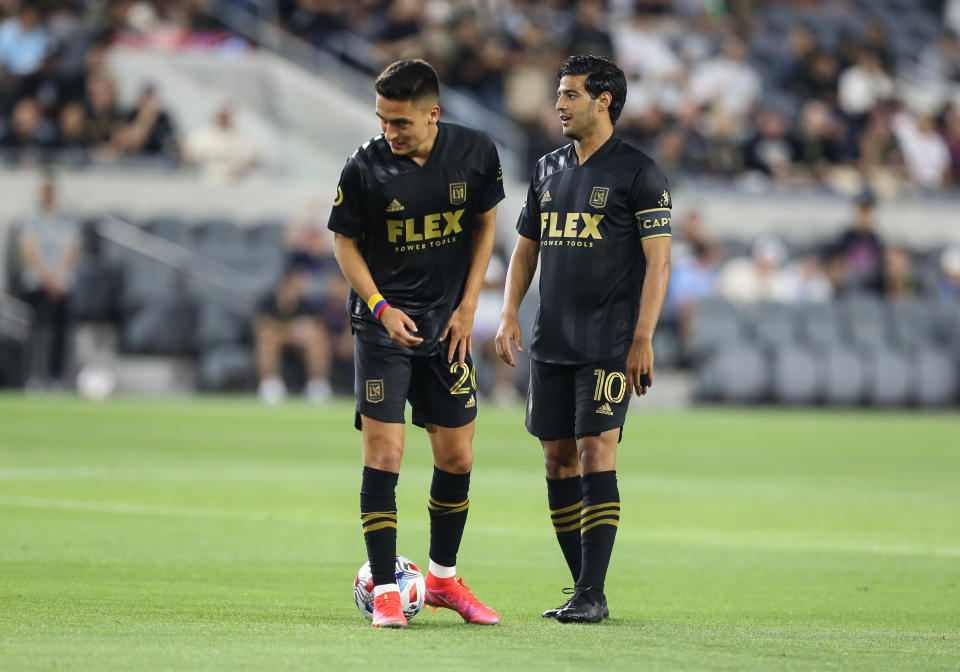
[353,555,426,621]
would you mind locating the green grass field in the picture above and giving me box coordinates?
[1,396,958,671]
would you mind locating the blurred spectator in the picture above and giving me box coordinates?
[446,11,508,112]
[892,111,949,191]
[742,108,793,183]
[780,252,833,303]
[84,72,126,153]
[718,235,793,303]
[284,198,339,278]
[837,48,894,122]
[17,177,80,387]
[254,262,334,405]
[799,50,841,105]
[942,104,960,184]
[316,272,354,394]
[919,32,960,82]
[791,100,847,181]
[113,85,179,161]
[0,5,49,76]
[666,209,720,320]
[881,245,918,299]
[374,0,425,64]
[0,97,56,166]
[688,36,761,120]
[938,245,960,303]
[183,106,259,183]
[567,0,614,60]
[472,250,518,404]
[824,248,849,299]
[52,100,90,166]
[857,104,901,179]
[834,191,884,294]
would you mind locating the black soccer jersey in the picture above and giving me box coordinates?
[516,135,672,364]
[328,122,504,355]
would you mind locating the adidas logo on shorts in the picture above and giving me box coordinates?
[595,402,613,416]
[465,395,476,409]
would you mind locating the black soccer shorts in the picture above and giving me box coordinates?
[525,356,630,441]
[353,336,479,430]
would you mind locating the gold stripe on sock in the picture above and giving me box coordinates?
[549,500,584,516]
[581,502,620,515]
[362,520,398,533]
[581,509,621,525]
[551,510,582,525]
[428,496,469,509]
[361,511,397,524]
[430,502,469,515]
[554,521,583,533]
[581,518,620,533]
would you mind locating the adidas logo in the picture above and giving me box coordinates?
[465,395,476,409]
[540,190,552,204]
[385,199,404,213]
[595,402,613,416]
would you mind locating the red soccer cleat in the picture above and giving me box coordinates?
[424,573,500,625]
[371,591,408,629]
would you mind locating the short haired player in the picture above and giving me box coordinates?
[496,55,672,623]
[329,59,504,628]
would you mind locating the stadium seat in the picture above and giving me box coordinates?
[119,259,184,314]
[862,346,912,407]
[770,344,819,405]
[913,348,958,407]
[119,303,194,355]
[932,304,960,350]
[194,306,248,351]
[196,343,255,391]
[839,296,887,348]
[696,344,768,403]
[745,301,796,350]
[795,303,842,348]
[821,345,865,406]
[687,298,743,360]
[886,300,938,349]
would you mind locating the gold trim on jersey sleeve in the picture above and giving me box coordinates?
[642,233,672,239]
[634,206,671,216]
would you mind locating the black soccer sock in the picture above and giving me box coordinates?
[546,475,583,582]
[360,466,399,586]
[427,467,470,568]
[576,470,620,594]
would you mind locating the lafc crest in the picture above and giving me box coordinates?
[589,186,609,209]
[365,379,384,403]
[449,182,467,205]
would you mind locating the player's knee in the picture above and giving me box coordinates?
[543,452,578,479]
[436,448,473,474]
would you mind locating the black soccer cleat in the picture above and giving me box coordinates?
[543,587,609,619]
[555,587,606,624]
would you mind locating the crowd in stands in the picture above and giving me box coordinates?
[667,190,960,323]
[0,0,249,173]
[279,0,960,194]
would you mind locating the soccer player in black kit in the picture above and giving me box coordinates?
[496,55,672,623]
[328,59,503,628]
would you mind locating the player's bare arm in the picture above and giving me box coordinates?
[440,204,498,366]
[495,235,540,368]
[628,236,670,396]
[332,232,424,348]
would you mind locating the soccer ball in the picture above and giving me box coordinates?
[353,555,426,621]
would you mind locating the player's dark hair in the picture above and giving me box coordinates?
[557,55,627,124]
[374,59,440,104]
